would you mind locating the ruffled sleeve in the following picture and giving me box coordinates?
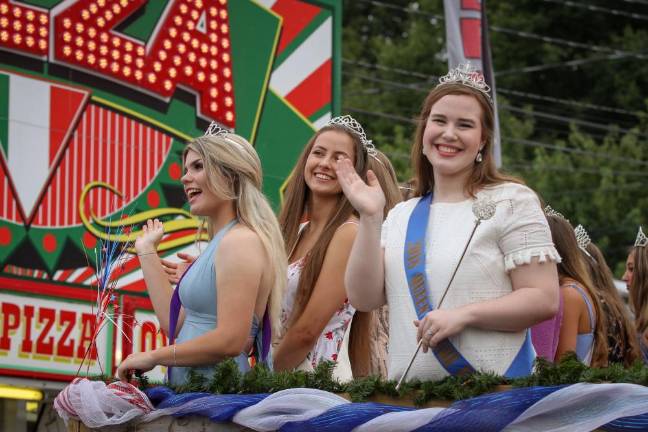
[492,184,561,272]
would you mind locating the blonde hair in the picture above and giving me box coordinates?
[411,83,522,197]
[279,125,372,377]
[183,134,287,341]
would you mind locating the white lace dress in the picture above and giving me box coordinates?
[381,182,561,381]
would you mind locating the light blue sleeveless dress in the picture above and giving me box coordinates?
[567,283,596,366]
[169,220,265,386]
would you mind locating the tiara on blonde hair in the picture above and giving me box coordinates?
[438,63,493,104]
[635,226,648,248]
[203,121,244,150]
[325,115,377,157]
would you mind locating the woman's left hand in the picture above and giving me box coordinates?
[414,308,470,353]
[116,351,157,381]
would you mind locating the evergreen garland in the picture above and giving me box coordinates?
[120,353,648,407]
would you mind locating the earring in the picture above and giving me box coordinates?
[475,151,483,163]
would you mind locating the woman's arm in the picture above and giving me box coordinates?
[418,257,560,351]
[335,158,386,311]
[554,285,584,361]
[273,223,357,371]
[116,228,265,378]
[134,219,178,335]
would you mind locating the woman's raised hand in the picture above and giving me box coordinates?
[135,218,164,254]
[335,158,386,217]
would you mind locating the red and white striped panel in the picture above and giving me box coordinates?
[3,265,49,279]
[260,0,333,127]
[0,159,22,223]
[32,104,173,228]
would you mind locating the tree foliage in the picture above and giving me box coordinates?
[341,0,648,272]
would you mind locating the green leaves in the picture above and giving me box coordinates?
[141,354,648,407]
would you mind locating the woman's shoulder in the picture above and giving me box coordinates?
[331,217,359,244]
[480,182,543,216]
[560,279,589,304]
[386,196,425,220]
[220,224,265,257]
[480,181,538,200]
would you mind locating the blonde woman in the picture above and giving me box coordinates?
[117,127,286,385]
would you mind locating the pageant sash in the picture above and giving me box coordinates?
[404,194,534,378]
[167,259,197,381]
[404,193,476,376]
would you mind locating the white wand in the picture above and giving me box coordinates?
[395,198,497,391]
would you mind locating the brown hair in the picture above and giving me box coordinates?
[278,125,372,377]
[630,246,648,336]
[584,243,641,365]
[411,83,521,197]
[547,215,609,367]
[368,150,402,218]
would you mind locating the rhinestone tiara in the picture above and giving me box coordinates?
[203,121,244,150]
[325,115,377,157]
[544,205,568,222]
[574,224,595,260]
[438,63,493,103]
[204,121,230,137]
[635,226,648,248]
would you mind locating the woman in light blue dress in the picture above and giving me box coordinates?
[116,127,286,385]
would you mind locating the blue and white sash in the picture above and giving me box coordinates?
[404,194,534,378]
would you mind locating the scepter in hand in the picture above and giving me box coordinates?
[395,197,497,391]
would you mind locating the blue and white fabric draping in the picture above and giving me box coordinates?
[55,379,648,431]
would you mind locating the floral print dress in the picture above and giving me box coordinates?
[280,256,355,369]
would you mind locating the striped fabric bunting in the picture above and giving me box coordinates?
[54,379,648,431]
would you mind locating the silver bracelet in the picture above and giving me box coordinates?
[137,251,157,257]
[172,344,177,366]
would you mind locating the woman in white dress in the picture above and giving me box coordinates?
[272,116,375,379]
[336,64,561,381]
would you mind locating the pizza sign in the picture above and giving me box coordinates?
[0,0,340,382]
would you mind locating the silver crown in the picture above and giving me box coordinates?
[635,226,648,248]
[438,63,492,103]
[204,121,245,150]
[544,205,568,222]
[574,224,594,260]
[204,121,230,137]
[326,115,377,156]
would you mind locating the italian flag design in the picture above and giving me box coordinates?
[0,71,88,223]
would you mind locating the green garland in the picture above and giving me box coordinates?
[111,353,644,407]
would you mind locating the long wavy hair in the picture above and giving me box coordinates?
[584,243,640,366]
[183,134,287,341]
[630,246,648,337]
[547,215,609,367]
[369,150,402,218]
[279,125,372,377]
[411,83,522,197]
